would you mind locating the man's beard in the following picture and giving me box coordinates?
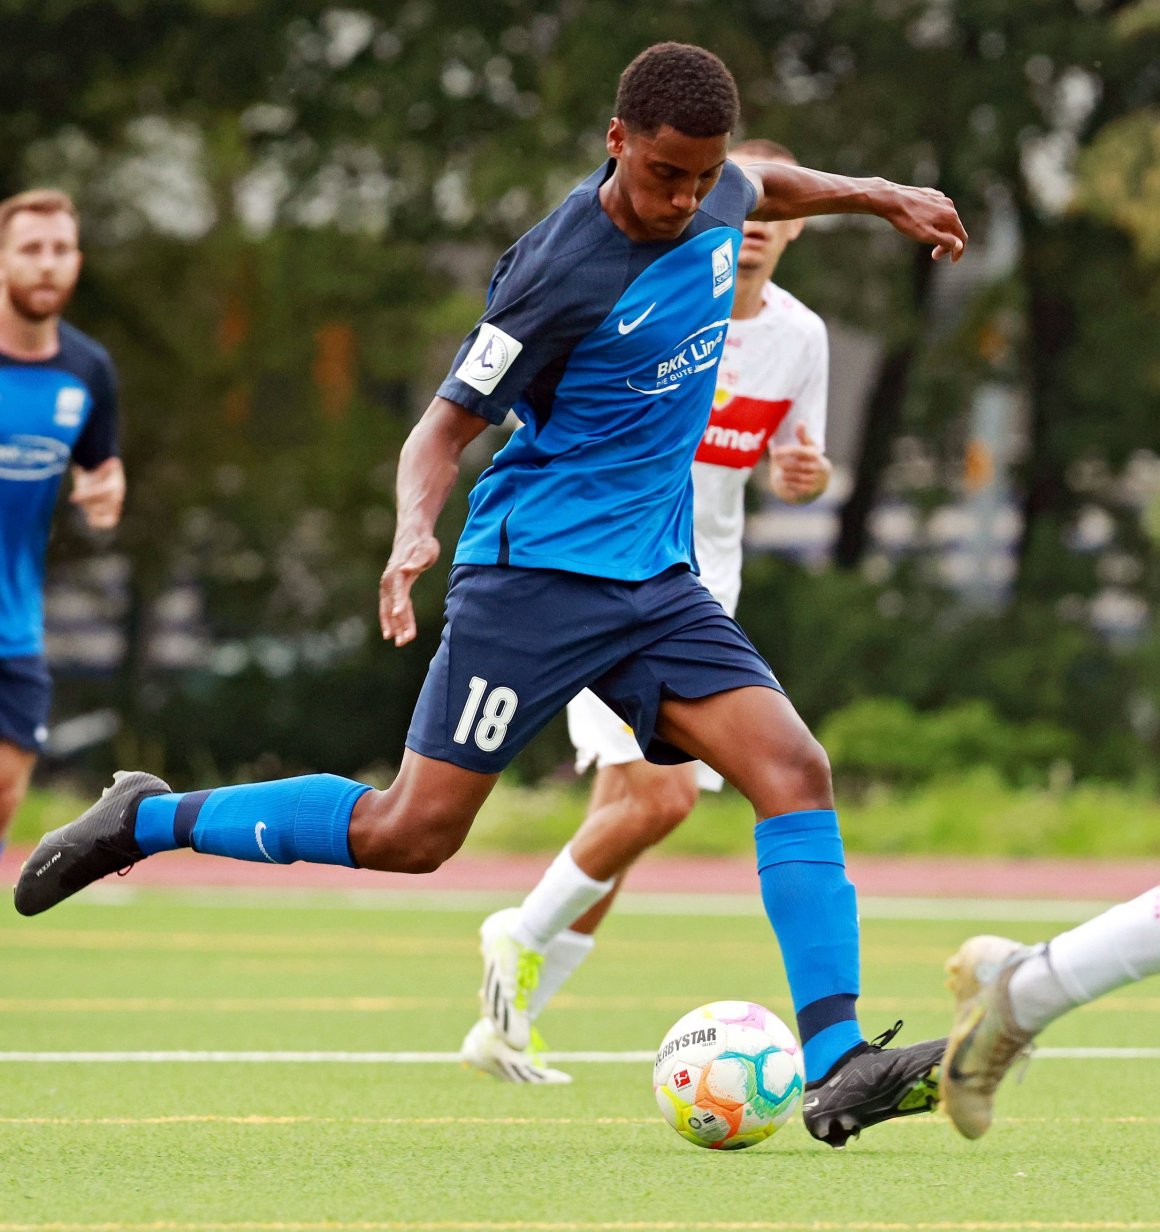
[5,281,74,323]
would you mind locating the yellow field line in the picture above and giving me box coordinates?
[0,931,979,964]
[2,1220,1159,1231]
[0,996,940,1014]
[0,995,1073,1016]
[1,993,1155,1014]
[0,1114,1156,1128]
[0,997,464,1012]
[0,931,474,955]
[0,1115,657,1126]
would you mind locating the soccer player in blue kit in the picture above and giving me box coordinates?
[0,190,125,855]
[17,45,968,1147]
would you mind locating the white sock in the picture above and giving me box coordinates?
[530,929,596,1020]
[512,843,615,951]
[1009,886,1160,1033]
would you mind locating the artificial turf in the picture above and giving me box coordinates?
[1,891,1157,1230]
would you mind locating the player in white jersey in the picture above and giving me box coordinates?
[463,140,833,1082]
[941,885,1160,1139]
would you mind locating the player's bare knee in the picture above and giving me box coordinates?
[649,777,698,834]
[773,734,837,803]
[617,778,696,849]
[777,734,832,805]
[795,735,833,801]
[751,732,832,813]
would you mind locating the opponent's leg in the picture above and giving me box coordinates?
[15,750,497,916]
[657,686,943,1147]
[557,761,636,936]
[508,759,696,956]
[943,886,1160,1138]
[469,758,698,1068]
[524,763,697,1036]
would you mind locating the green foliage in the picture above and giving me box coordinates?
[473,770,1160,859]
[840,766,1160,857]
[737,556,1160,782]
[819,697,1074,790]
[1077,109,1160,264]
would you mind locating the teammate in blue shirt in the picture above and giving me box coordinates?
[0,189,124,854]
[17,44,967,1148]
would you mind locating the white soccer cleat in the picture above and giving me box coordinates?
[479,908,543,1050]
[942,934,1038,1140]
[460,1018,572,1085]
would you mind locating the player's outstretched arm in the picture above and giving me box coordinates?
[742,161,967,262]
[380,396,490,648]
[69,456,125,530]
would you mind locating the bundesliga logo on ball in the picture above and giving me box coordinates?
[653,1001,805,1149]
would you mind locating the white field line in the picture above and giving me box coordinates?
[0,1047,1157,1064]
[79,884,1123,923]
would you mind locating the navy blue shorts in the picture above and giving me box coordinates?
[406,564,782,774]
[0,655,52,753]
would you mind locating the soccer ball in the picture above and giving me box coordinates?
[652,1000,805,1149]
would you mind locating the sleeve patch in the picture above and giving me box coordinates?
[455,323,525,395]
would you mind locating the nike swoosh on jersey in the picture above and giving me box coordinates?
[617,303,656,334]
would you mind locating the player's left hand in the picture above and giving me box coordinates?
[770,424,832,504]
[878,181,968,262]
[70,457,125,530]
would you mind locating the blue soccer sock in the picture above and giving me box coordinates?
[133,774,371,867]
[755,808,863,1082]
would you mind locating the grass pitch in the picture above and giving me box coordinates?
[1,889,1158,1231]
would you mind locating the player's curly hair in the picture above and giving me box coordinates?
[615,43,740,138]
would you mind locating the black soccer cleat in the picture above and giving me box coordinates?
[801,1020,945,1148]
[14,771,170,917]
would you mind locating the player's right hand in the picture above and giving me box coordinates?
[379,534,441,647]
[879,181,968,262]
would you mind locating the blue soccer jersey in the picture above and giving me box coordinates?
[0,322,119,656]
[438,159,757,581]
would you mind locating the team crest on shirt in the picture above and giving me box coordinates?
[456,322,524,396]
[711,240,734,298]
[54,386,86,427]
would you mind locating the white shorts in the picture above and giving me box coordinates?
[565,689,725,793]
